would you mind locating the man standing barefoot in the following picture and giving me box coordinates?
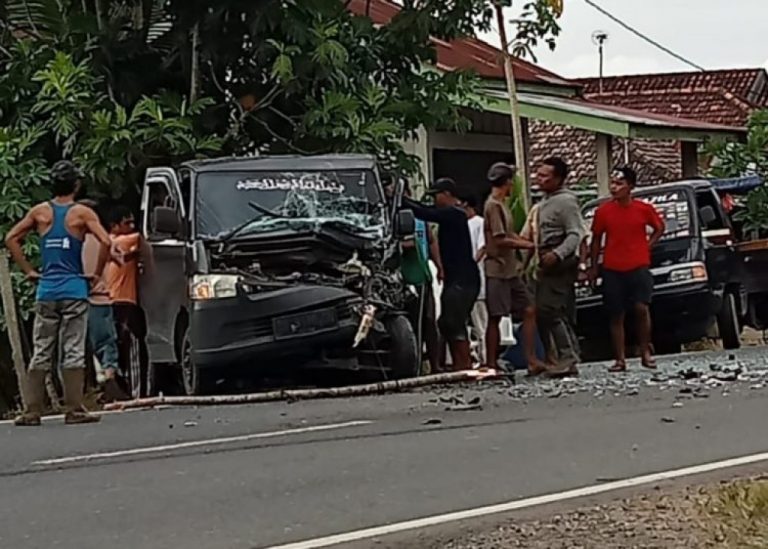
[5,160,116,426]
[588,167,665,372]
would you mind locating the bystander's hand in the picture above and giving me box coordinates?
[436,265,445,284]
[25,270,41,282]
[586,267,599,287]
[109,243,125,265]
[539,251,559,268]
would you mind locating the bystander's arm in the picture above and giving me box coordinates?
[82,207,112,278]
[588,209,605,283]
[401,197,453,224]
[552,199,585,261]
[427,227,444,282]
[647,207,666,248]
[4,209,39,279]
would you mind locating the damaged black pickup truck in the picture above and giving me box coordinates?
[138,155,418,395]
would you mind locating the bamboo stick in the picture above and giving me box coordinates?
[104,371,475,411]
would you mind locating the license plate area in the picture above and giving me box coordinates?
[273,308,338,340]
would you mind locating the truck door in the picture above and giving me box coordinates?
[696,188,738,287]
[139,167,188,365]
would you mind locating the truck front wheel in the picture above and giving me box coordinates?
[718,292,742,350]
[386,315,419,379]
[181,329,214,396]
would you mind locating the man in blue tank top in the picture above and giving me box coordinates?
[5,160,116,426]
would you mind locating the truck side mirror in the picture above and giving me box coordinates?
[396,210,416,238]
[699,205,716,228]
[153,206,181,235]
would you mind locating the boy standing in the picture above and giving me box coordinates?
[483,163,544,374]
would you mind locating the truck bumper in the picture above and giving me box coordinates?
[189,285,363,369]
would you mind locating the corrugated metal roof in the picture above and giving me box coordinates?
[481,90,746,140]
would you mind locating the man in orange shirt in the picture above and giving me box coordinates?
[104,206,150,397]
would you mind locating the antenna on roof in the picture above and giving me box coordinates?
[591,30,609,93]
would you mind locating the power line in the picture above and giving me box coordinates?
[582,0,706,72]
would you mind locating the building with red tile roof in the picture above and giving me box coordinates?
[530,69,768,186]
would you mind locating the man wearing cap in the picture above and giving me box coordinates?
[402,178,479,371]
[483,163,542,374]
[533,157,584,375]
[588,167,665,372]
[5,160,117,426]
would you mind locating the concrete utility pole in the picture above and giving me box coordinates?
[494,1,530,212]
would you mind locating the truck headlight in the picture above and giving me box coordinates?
[190,274,240,300]
[668,264,708,284]
[575,284,593,299]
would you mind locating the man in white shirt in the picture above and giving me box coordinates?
[463,196,487,365]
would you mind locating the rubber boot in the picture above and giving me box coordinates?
[62,369,101,425]
[14,370,46,427]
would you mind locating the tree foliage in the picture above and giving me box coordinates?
[709,109,768,238]
[0,0,562,324]
[709,109,768,181]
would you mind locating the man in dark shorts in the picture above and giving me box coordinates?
[589,167,665,372]
[534,157,584,375]
[483,163,543,374]
[5,160,116,426]
[402,179,480,371]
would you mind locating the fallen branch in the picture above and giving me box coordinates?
[104,371,476,411]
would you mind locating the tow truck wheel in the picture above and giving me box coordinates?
[718,292,742,351]
[386,315,419,379]
[181,329,212,396]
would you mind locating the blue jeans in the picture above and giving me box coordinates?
[88,304,119,373]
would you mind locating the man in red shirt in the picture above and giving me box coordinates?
[588,167,665,372]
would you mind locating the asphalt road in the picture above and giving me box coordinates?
[2,347,768,549]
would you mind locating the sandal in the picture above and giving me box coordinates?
[608,360,627,373]
[641,355,658,370]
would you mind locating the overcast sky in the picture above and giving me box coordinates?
[485,0,768,78]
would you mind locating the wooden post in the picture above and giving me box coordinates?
[190,23,201,104]
[0,249,27,408]
[596,133,613,197]
[494,2,530,212]
[681,141,699,178]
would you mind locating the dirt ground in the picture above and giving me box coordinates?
[433,476,768,549]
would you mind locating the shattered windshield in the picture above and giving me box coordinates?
[195,169,386,240]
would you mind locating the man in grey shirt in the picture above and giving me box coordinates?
[534,157,584,375]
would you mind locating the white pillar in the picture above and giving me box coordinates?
[596,133,613,197]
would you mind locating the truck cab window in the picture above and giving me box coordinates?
[696,190,726,230]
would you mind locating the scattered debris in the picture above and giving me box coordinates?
[661,417,676,423]
[672,402,684,408]
[679,368,700,380]
[447,403,483,412]
[183,420,198,428]
[422,418,442,425]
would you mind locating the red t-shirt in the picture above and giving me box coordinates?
[592,199,664,272]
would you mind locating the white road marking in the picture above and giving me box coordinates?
[267,450,768,549]
[31,420,372,466]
